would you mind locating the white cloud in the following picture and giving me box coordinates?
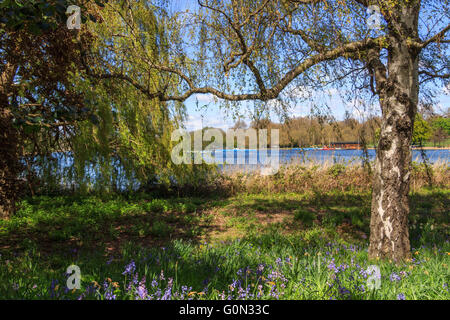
[184,113,234,131]
[192,93,219,104]
[184,115,203,131]
[206,117,234,130]
[290,103,310,117]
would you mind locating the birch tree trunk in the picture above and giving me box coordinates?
[368,4,420,261]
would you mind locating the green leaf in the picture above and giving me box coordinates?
[13,0,24,8]
[31,116,43,123]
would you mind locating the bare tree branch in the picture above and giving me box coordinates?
[83,34,384,103]
[412,23,450,49]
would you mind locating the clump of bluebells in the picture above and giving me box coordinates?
[1,238,449,300]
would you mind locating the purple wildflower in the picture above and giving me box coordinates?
[161,278,173,300]
[136,284,148,300]
[122,260,136,275]
[103,282,117,300]
[390,272,401,282]
[328,260,338,273]
[397,293,406,300]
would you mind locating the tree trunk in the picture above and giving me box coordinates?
[0,107,22,219]
[368,5,420,261]
[0,62,22,219]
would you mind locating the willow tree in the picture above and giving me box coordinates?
[84,0,449,261]
[76,0,202,192]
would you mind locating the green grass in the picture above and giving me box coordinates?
[0,188,448,300]
[0,235,448,300]
[0,195,211,251]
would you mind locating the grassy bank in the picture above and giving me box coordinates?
[218,161,449,195]
[0,164,448,300]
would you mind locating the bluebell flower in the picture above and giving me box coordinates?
[180,285,191,299]
[328,260,338,273]
[105,290,116,300]
[49,279,59,298]
[397,293,406,300]
[161,278,173,300]
[338,286,351,296]
[229,279,241,292]
[257,264,265,274]
[390,272,401,282]
[122,260,136,275]
[136,284,148,300]
[103,282,116,300]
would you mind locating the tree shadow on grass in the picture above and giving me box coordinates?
[408,189,449,247]
[217,189,449,248]
[0,196,222,256]
[0,189,447,259]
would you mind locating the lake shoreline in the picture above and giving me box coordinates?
[278,147,450,150]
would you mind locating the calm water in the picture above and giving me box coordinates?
[36,149,448,189]
[209,148,449,170]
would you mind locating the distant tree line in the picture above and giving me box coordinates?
[190,110,449,149]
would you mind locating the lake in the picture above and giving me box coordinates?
[37,148,448,189]
[208,148,449,172]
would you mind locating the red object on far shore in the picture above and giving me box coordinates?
[329,142,362,150]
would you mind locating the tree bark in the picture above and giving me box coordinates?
[0,107,22,219]
[368,4,420,261]
[0,63,22,219]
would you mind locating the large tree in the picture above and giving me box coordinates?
[1,0,206,208]
[85,0,449,261]
[72,0,191,193]
[0,0,99,217]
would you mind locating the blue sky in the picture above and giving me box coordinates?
[183,88,450,131]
